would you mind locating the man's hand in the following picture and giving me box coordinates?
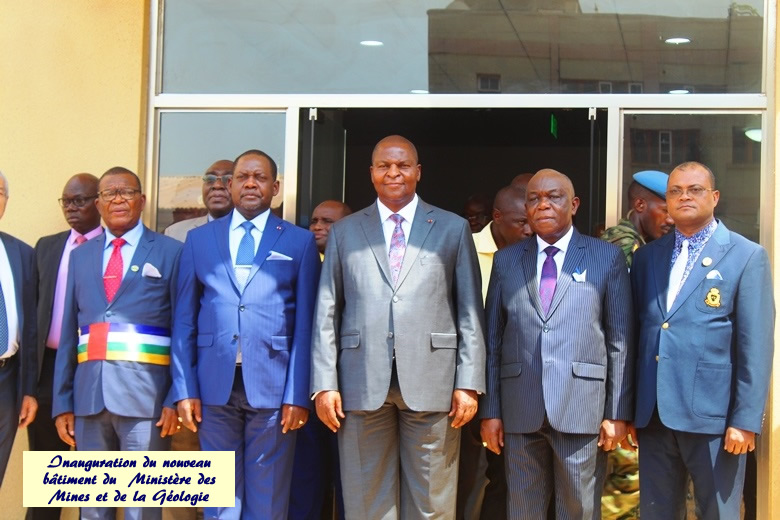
[281,405,309,434]
[598,419,628,451]
[156,407,180,437]
[176,398,202,433]
[18,396,37,428]
[315,391,345,433]
[724,427,755,455]
[618,423,638,452]
[449,389,478,429]
[480,418,504,455]
[55,413,76,447]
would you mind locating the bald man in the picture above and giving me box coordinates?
[309,200,352,258]
[165,159,234,242]
[481,169,634,519]
[30,173,102,520]
[312,135,485,519]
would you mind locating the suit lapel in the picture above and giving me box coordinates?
[360,204,393,287]
[110,227,153,305]
[214,215,241,293]
[652,233,674,316]
[395,201,435,290]
[246,213,284,287]
[92,233,109,306]
[521,239,544,319]
[2,235,24,330]
[668,223,732,317]
[546,229,586,318]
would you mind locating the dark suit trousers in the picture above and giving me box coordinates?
[504,419,606,520]
[0,355,19,488]
[638,411,746,520]
[26,348,69,520]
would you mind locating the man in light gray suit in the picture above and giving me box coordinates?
[311,135,486,519]
[164,159,233,242]
[481,169,634,519]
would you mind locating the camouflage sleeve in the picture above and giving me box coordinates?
[599,227,640,269]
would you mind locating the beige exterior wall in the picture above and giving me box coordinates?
[0,1,149,516]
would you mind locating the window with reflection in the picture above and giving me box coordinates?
[156,112,286,233]
[623,113,762,242]
[161,0,764,94]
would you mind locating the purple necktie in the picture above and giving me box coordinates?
[539,245,559,314]
[388,214,406,286]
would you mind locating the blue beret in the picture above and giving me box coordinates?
[633,170,668,199]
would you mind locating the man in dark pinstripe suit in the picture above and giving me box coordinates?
[481,169,635,519]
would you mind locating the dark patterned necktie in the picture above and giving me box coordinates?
[539,246,560,314]
[388,214,406,286]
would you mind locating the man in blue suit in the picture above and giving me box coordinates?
[631,161,774,519]
[171,149,320,520]
[0,171,38,487]
[480,169,634,519]
[53,167,182,520]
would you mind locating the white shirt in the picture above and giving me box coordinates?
[376,195,418,253]
[228,208,269,265]
[535,225,574,283]
[0,239,19,359]
[103,220,144,277]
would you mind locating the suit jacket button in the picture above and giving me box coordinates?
[388,332,394,338]
[239,305,245,312]
[655,355,660,362]
[392,296,399,303]
[233,334,239,341]
[105,311,112,317]
[662,322,669,329]
[542,326,549,333]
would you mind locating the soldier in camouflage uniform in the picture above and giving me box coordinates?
[599,170,673,520]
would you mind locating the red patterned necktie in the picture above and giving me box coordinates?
[104,238,126,302]
[388,214,406,286]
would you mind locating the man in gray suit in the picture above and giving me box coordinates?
[164,159,233,242]
[311,135,486,519]
[480,169,634,519]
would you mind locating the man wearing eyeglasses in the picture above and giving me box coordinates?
[28,173,102,520]
[53,167,182,520]
[164,159,234,242]
[631,161,774,519]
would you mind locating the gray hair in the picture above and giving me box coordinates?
[0,171,8,197]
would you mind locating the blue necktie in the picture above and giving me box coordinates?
[0,281,8,357]
[236,221,256,265]
[539,246,559,315]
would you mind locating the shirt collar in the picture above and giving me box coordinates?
[474,222,498,253]
[104,219,143,249]
[230,208,270,233]
[536,225,574,255]
[377,194,419,225]
[674,218,718,251]
[70,225,103,245]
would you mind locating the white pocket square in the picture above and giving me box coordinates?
[142,262,162,278]
[706,269,723,280]
[267,251,293,261]
[572,269,587,283]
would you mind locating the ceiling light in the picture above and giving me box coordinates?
[669,89,690,94]
[665,37,691,45]
[744,128,762,142]
[360,40,384,47]
[410,89,429,94]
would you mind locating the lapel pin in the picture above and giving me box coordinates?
[702,257,712,267]
[130,265,139,272]
[427,219,433,223]
[276,225,283,230]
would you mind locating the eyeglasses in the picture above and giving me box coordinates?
[202,174,232,185]
[58,195,98,208]
[98,188,141,202]
[667,186,713,198]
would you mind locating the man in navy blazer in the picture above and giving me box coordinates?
[53,167,181,520]
[172,149,320,520]
[480,169,634,519]
[0,171,38,487]
[631,161,774,519]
